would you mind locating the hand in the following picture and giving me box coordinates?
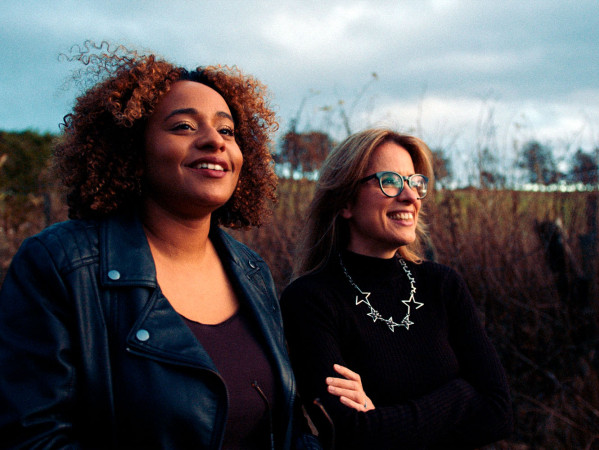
[326,363,375,412]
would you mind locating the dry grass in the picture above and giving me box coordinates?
[2,181,598,448]
[236,182,599,448]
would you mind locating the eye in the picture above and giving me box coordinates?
[219,126,235,137]
[170,122,195,132]
[380,173,400,187]
[411,175,426,187]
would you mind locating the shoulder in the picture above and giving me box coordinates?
[281,268,337,298]
[214,228,265,264]
[33,218,98,243]
[411,260,478,315]
[16,219,100,265]
[410,259,465,284]
[406,259,472,304]
[280,266,345,318]
[212,228,277,295]
[3,219,103,291]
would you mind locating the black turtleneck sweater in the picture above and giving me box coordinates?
[281,251,512,449]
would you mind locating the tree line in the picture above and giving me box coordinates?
[2,128,598,201]
[276,129,599,189]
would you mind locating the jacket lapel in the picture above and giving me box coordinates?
[213,229,295,402]
[99,213,217,371]
[125,289,218,370]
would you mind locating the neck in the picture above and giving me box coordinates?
[345,242,399,260]
[141,200,213,262]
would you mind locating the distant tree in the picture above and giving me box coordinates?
[570,148,598,184]
[276,131,335,174]
[0,130,59,229]
[478,147,506,189]
[518,140,561,185]
[0,130,55,194]
[480,170,507,189]
[277,74,377,175]
[430,148,452,189]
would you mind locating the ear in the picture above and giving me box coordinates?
[340,203,353,219]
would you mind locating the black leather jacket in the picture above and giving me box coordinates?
[0,213,320,449]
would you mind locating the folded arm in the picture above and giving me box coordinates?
[281,270,512,449]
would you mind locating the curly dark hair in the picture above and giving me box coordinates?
[55,41,278,228]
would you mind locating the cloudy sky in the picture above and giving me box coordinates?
[2,0,598,173]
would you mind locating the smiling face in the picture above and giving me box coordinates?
[143,81,243,218]
[341,140,421,259]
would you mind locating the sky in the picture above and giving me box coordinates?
[2,0,598,176]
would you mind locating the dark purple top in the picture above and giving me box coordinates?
[183,308,277,449]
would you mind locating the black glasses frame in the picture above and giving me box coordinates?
[359,171,429,199]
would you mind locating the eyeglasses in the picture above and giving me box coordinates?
[360,171,429,199]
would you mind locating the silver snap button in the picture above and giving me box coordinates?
[107,270,121,280]
[136,329,150,341]
[248,260,256,269]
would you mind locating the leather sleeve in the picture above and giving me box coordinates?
[0,236,82,449]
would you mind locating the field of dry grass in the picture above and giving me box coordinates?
[234,181,599,448]
[2,181,598,447]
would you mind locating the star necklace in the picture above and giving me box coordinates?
[339,254,424,332]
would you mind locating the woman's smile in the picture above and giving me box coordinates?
[185,156,229,176]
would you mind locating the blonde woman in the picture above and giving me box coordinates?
[281,128,512,449]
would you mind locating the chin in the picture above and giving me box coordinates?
[397,235,416,247]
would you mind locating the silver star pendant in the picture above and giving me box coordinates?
[355,292,371,306]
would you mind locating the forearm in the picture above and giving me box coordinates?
[312,376,486,448]
[437,376,512,446]
[287,326,510,447]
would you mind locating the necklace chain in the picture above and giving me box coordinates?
[339,254,423,332]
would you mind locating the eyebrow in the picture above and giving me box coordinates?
[164,108,234,123]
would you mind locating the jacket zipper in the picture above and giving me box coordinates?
[252,380,275,450]
[211,369,229,450]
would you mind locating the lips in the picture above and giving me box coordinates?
[194,162,224,171]
[186,157,230,172]
[387,211,414,221]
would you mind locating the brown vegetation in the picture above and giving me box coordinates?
[1,174,598,447]
[235,181,599,448]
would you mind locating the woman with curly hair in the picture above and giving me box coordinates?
[0,42,320,450]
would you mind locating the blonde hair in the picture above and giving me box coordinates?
[293,128,434,279]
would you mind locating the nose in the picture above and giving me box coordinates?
[396,179,419,202]
[194,126,226,152]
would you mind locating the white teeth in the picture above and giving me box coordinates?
[388,212,413,220]
[195,162,225,171]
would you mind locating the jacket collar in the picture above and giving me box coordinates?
[99,213,157,288]
[98,213,263,288]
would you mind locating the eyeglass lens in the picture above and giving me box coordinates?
[379,172,428,198]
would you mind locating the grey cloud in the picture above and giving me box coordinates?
[0,0,597,153]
